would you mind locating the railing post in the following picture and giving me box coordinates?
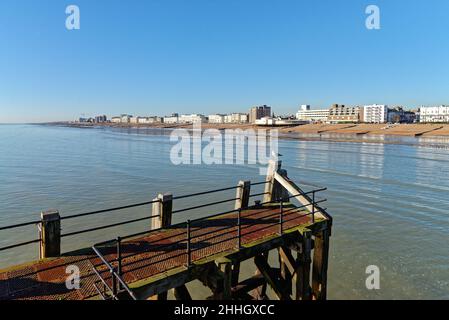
[111,268,117,299]
[237,209,242,249]
[151,193,173,230]
[235,180,251,210]
[39,210,61,259]
[116,237,122,291]
[186,220,191,267]
[279,199,283,235]
[312,191,316,224]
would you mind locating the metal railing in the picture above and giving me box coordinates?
[0,181,269,253]
[90,186,327,300]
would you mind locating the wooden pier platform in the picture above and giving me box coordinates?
[0,160,332,301]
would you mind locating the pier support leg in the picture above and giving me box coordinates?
[251,252,268,300]
[172,285,192,300]
[279,246,294,297]
[39,210,61,259]
[216,258,232,300]
[295,231,312,300]
[312,228,330,300]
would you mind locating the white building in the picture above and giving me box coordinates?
[121,114,132,123]
[296,105,329,123]
[208,114,225,124]
[255,117,307,126]
[164,116,179,124]
[419,106,449,123]
[179,114,206,124]
[111,117,121,123]
[137,117,147,124]
[362,104,388,123]
[224,113,249,124]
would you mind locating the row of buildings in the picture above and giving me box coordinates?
[295,104,443,124]
[105,105,273,125]
[80,104,449,126]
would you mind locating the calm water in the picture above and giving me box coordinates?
[0,124,448,299]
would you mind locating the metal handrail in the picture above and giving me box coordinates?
[0,181,271,252]
[172,197,239,214]
[91,245,137,300]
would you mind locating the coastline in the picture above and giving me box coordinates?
[42,121,449,137]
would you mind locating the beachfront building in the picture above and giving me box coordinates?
[111,117,121,123]
[255,117,307,126]
[163,116,179,124]
[327,104,360,124]
[362,104,388,123]
[208,114,225,124]
[120,114,132,123]
[296,105,329,123]
[95,115,107,123]
[224,113,249,124]
[387,107,417,123]
[179,114,206,124]
[249,105,272,123]
[419,106,449,123]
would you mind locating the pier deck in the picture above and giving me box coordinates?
[0,204,323,300]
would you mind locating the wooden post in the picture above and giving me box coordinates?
[151,193,173,230]
[279,246,294,297]
[295,231,312,300]
[150,193,172,300]
[235,180,251,210]
[312,227,331,300]
[263,160,281,203]
[39,210,61,259]
[216,258,232,300]
[172,285,192,300]
[264,160,288,202]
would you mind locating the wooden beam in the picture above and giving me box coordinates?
[312,228,330,300]
[252,253,268,300]
[295,231,312,300]
[231,274,265,299]
[173,285,192,300]
[279,246,296,297]
[216,258,232,300]
[254,255,291,300]
[274,172,326,220]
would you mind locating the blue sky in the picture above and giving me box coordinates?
[0,0,448,123]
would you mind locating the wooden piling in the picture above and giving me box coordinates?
[151,193,173,230]
[235,180,251,210]
[216,258,233,300]
[150,193,173,300]
[312,227,331,300]
[39,210,61,259]
[295,231,312,300]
